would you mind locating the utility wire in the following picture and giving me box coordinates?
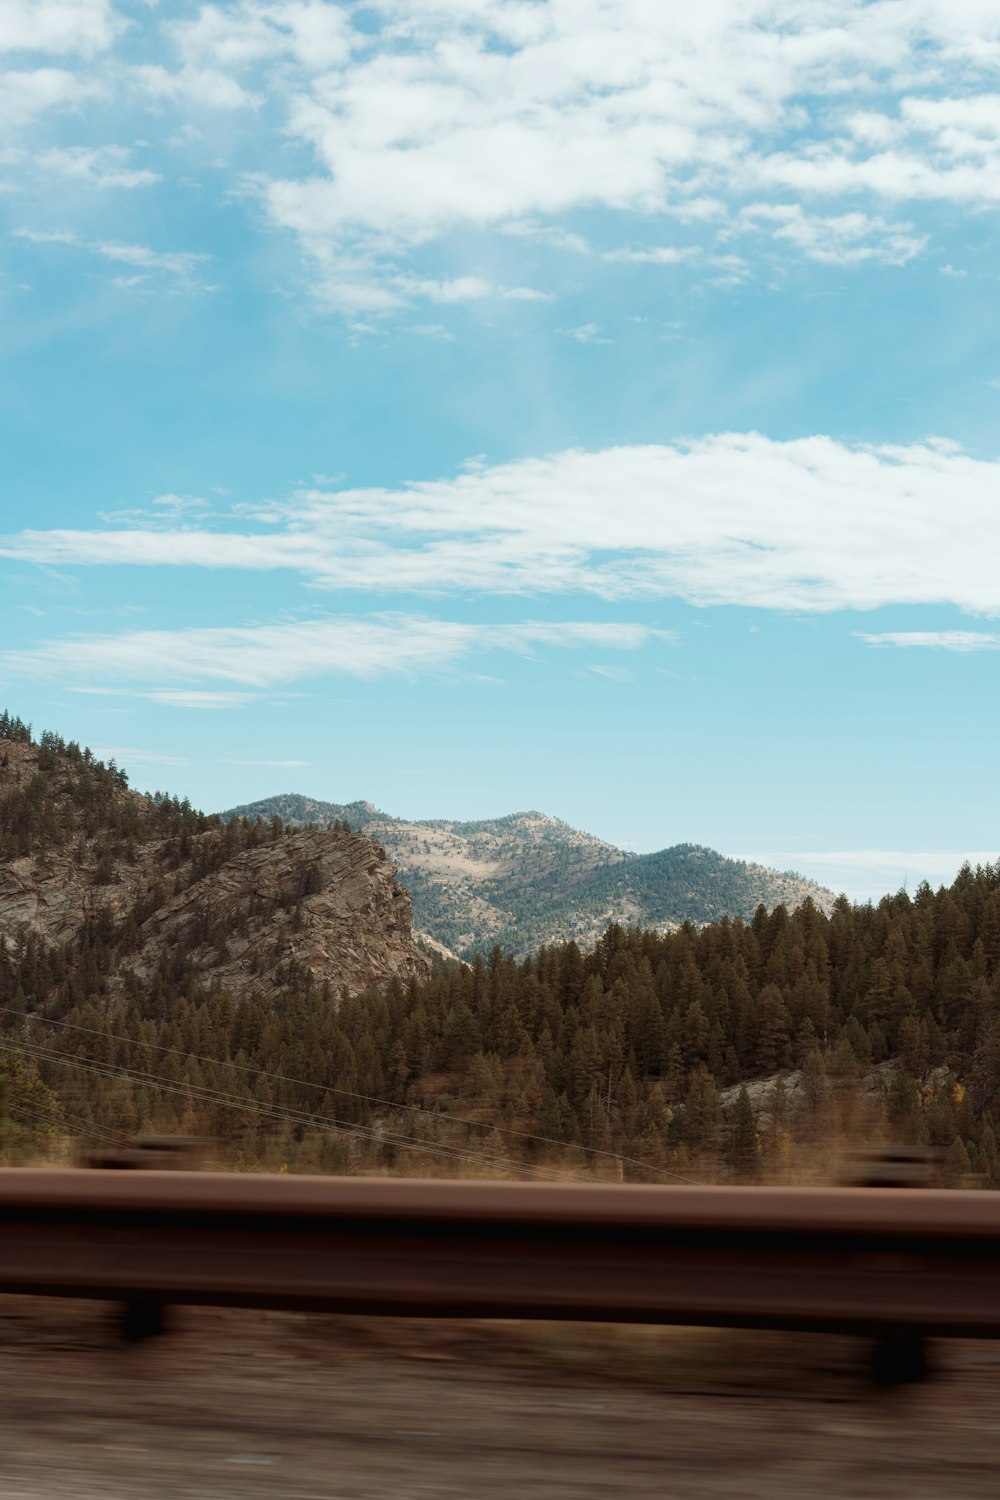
[5,1095,127,1149]
[0,1037,568,1182]
[0,1004,695,1185]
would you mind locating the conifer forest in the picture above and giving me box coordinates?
[2,712,999,1187]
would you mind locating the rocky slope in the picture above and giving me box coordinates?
[222,794,836,960]
[0,732,429,1004]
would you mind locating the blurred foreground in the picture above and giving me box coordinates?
[2,1301,1000,1498]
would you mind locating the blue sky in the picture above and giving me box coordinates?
[2,0,1000,902]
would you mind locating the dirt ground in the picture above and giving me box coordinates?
[1,1300,1000,1498]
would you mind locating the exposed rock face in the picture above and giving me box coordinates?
[135,827,428,996]
[0,738,429,1003]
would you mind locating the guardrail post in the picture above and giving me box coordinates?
[872,1331,928,1386]
[121,1299,168,1343]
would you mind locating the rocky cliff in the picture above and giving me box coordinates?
[0,730,429,1006]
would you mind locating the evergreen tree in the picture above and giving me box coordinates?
[730,1085,758,1177]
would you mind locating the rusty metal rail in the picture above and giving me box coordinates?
[1,1170,999,1337]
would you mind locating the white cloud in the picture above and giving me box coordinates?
[395,275,549,304]
[0,67,103,128]
[743,849,1000,904]
[740,204,926,266]
[224,2,1000,304]
[95,240,210,279]
[144,690,258,709]
[588,664,633,681]
[15,228,213,288]
[856,630,1000,652]
[2,616,666,689]
[89,746,191,767]
[223,758,311,767]
[0,0,116,56]
[707,253,751,287]
[407,322,454,340]
[10,3,1000,310]
[5,3,1000,313]
[152,493,211,516]
[131,63,261,112]
[5,433,1000,614]
[71,686,256,708]
[502,220,591,254]
[36,145,160,188]
[171,1,353,72]
[561,322,610,344]
[602,246,694,265]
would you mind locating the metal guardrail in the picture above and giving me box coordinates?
[0,1170,999,1341]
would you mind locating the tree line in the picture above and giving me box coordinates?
[1,712,998,1183]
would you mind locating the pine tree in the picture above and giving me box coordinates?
[731,1085,758,1176]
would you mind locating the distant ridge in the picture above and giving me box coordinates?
[221,794,836,960]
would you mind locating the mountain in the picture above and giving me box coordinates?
[220,794,835,959]
[0,720,429,1007]
[4,715,997,1190]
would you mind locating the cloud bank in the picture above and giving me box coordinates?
[7,2,1000,309]
[3,433,998,614]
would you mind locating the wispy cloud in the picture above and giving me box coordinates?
[587,664,633,682]
[395,275,549,304]
[130,63,260,111]
[560,323,611,344]
[406,323,454,341]
[14,228,213,289]
[740,205,927,266]
[3,616,667,690]
[35,145,160,189]
[145,690,258,709]
[4,434,1000,615]
[744,849,1000,903]
[71,687,257,708]
[222,758,311,768]
[602,246,694,265]
[90,746,190,767]
[97,494,213,527]
[856,631,1000,652]
[502,221,591,254]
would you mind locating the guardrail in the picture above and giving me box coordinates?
[1,1170,999,1348]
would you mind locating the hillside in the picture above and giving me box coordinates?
[8,711,996,1193]
[4,716,999,1185]
[0,717,429,1012]
[221,794,835,959]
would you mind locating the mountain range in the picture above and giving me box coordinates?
[221,794,836,960]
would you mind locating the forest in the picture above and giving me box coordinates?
[2,712,1000,1186]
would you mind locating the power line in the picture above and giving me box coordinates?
[5,1095,127,1149]
[0,1037,567,1182]
[0,1004,694,1184]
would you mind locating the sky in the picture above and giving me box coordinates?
[1,0,999,904]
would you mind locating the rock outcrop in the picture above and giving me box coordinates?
[0,736,429,1004]
[134,827,428,996]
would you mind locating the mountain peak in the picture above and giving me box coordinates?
[222,793,834,959]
